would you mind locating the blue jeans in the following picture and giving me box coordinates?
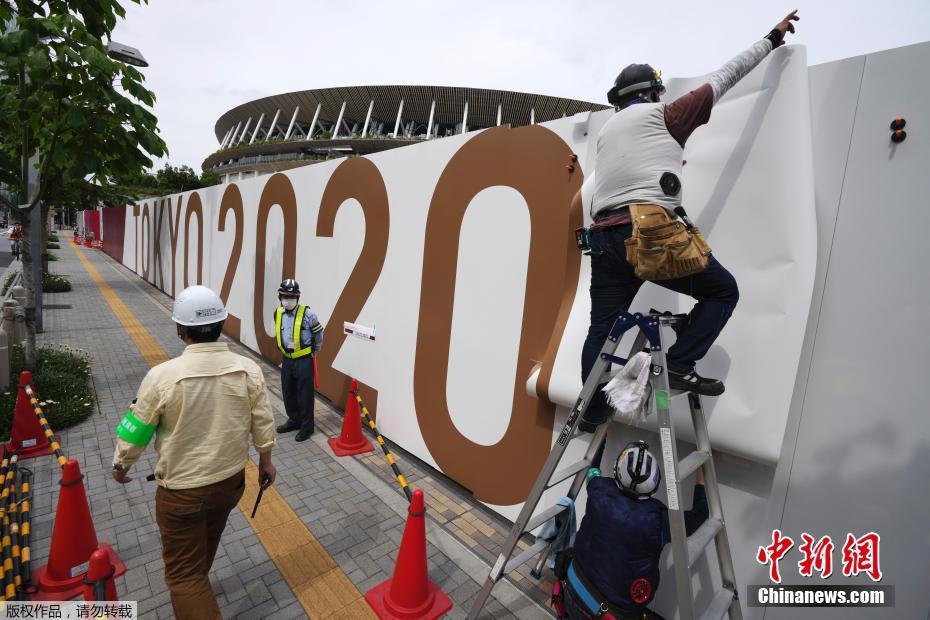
[580,223,738,424]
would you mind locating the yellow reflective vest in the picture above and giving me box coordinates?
[275,306,314,359]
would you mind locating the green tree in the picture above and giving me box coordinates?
[115,163,221,195]
[155,163,200,192]
[198,167,220,188]
[0,0,167,369]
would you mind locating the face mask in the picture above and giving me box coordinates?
[282,298,297,311]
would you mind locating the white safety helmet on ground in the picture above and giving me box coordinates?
[172,285,228,326]
[614,440,662,499]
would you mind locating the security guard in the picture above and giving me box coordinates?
[111,285,277,620]
[274,278,324,441]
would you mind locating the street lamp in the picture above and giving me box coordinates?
[106,41,148,67]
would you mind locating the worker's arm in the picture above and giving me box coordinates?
[249,368,277,485]
[659,469,709,545]
[111,371,162,483]
[664,10,799,147]
[305,309,324,353]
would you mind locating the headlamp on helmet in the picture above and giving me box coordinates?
[614,440,662,499]
[608,64,666,108]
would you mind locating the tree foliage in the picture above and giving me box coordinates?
[0,0,167,210]
[117,163,221,196]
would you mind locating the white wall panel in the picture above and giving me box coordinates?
[772,41,930,620]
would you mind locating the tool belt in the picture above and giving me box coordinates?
[623,204,711,281]
[565,561,651,620]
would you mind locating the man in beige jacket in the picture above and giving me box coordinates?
[111,285,277,619]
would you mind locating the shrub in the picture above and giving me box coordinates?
[43,252,58,261]
[46,243,60,249]
[1,271,17,296]
[0,345,95,440]
[42,271,71,292]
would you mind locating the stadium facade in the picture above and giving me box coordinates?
[204,85,609,181]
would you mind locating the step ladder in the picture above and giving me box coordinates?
[467,311,741,620]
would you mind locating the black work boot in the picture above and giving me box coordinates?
[276,421,300,433]
[295,428,314,442]
[578,392,610,433]
[668,369,725,396]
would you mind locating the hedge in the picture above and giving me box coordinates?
[0,345,95,440]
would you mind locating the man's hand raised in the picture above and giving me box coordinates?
[773,10,800,46]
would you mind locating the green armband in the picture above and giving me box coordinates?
[585,467,601,486]
[115,410,157,446]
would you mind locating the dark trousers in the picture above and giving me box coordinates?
[281,355,315,433]
[580,223,739,425]
[155,470,245,620]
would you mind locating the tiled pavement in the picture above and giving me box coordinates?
[20,242,555,619]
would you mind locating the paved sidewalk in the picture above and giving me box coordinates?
[21,242,554,619]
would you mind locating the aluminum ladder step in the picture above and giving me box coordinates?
[524,503,569,534]
[687,518,723,568]
[678,450,710,480]
[700,587,737,620]
[504,539,549,574]
[546,459,590,490]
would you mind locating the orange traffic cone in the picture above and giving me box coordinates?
[327,379,375,457]
[82,548,119,601]
[4,371,53,459]
[32,460,125,600]
[365,489,452,619]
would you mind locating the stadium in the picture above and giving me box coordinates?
[203,85,609,181]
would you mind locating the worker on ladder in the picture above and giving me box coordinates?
[555,442,708,620]
[580,10,800,432]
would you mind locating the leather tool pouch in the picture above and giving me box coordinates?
[624,204,711,280]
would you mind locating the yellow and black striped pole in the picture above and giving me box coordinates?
[0,453,18,515]
[0,454,17,601]
[0,452,9,505]
[9,513,20,597]
[8,465,27,600]
[1,514,10,601]
[15,467,33,600]
[23,384,67,467]
[354,393,413,502]
[0,453,9,602]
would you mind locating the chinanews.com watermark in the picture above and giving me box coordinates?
[749,585,893,608]
[750,529,894,608]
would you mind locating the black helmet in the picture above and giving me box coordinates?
[278,279,300,296]
[607,64,666,107]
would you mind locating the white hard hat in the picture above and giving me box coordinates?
[172,285,228,326]
[614,441,661,499]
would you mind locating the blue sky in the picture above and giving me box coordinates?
[112,0,930,171]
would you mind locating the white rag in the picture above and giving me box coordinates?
[602,351,653,425]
